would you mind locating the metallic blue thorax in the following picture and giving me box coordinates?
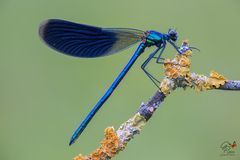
[144,30,169,47]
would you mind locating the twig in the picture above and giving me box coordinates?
[218,80,240,90]
[73,40,239,160]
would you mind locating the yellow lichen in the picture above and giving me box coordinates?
[191,71,226,91]
[132,113,146,130]
[179,66,190,77]
[193,75,212,91]
[183,49,192,57]
[210,70,226,80]
[160,78,174,95]
[207,71,226,88]
[178,55,191,67]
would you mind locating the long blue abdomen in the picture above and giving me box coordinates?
[69,43,146,145]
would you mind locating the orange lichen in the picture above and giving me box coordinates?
[73,154,88,160]
[163,50,192,80]
[100,127,119,157]
[90,148,107,160]
[163,59,178,79]
[73,127,119,160]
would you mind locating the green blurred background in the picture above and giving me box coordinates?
[1,0,240,160]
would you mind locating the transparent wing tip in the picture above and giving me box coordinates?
[39,19,56,41]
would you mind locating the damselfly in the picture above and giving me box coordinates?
[39,19,181,145]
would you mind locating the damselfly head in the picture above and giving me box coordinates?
[168,28,178,42]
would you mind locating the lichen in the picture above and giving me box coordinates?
[116,113,146,149]
[73,127,119,160]
[73,40,229,160]
[160,42,226,94]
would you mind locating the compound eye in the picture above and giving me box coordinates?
[168,29,178,41]
[171,34,178,41]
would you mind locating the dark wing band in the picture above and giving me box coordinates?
[39,19,144,58]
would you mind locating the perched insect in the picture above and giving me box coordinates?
[39,19,181,145]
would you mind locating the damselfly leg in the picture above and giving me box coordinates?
[141,43,166,89]
[154,42,166,64]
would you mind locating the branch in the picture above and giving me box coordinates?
[73,91,166,160]
[218,80,240,90]
[73,40,239,160]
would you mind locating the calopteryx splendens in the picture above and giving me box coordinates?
[39,19,182,145]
